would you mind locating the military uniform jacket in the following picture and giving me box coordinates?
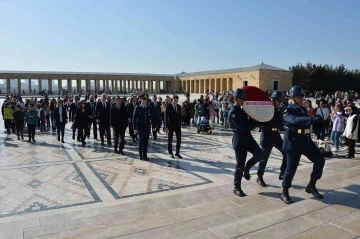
[283,103,313,152]
[228,105,255,150]
[132,105,155,131]
[262,108,284,131]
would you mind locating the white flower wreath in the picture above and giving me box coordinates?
[242,101,274,122]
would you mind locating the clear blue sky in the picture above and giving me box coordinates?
[0,0,359,74]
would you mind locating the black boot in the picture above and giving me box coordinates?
[256,177,267,187]
[243,164,251,181]
[305,179,324,199]
[280,187,293,204]
[279,171,284,180]
[114,147,118,154]
[233,188,246,197]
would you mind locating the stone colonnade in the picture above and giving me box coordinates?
[3,79,167,95]
[181,77,233,94]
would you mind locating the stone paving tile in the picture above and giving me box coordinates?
[80,204,123,218]
[173,229,222,239]
[245,217,316,239]
[290,224,359,239]
[2,229,23,239]
[39,211,83,225]
[114,228,170,239]
[24,221,72,238]
[0,217,40,232]
[70,214,114,230]
[161,212,236,237]
[331,211,360,235]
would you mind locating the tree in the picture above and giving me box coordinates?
[289,63,360,93]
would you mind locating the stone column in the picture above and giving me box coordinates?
[105,80,109,93]
[119,80,122,92]
[205,79,209,94]
[38,79,42,93]
[194,80,199,93]
[156,81,160,93]
[85,79,89,93]
[115,80,118,92]
[199,79,204,94]
[28,79,32,94]
[221,78,227,93]
[48,79,52,93]
[68,79,72,92]
[6,79,10,94]
[215,78,221,94]
[95,80,100,93]
[77,79,81,93]
[190,80,194,93]
[58,79,63,93]
[17,79,21,94]
[210,79,215,92]
[227,78,232,92]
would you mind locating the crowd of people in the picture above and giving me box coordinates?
[1,87,359,204]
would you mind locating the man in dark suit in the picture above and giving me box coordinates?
[53,99,68,143]
[165,95,182,159]
[96,93,111,145]
[148,95,161,140]
[86,95,98,140]
[70,96,81,141]
[127,95,138,143]
[133,94,156,161]
[111,97,128,154]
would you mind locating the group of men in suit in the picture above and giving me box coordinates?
[68,93,183,161]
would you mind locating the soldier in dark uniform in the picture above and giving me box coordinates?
[127,95,138,143]
[255,90,287,187]
[281,86,325,204]
[148,95,161,140]
[229,88,263,197]
[111,97,128,154]
[132,94,156,161]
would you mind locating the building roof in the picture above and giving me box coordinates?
[0,70,173,77]
[177,63,289,77]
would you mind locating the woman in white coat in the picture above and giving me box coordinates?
[343,105,359,159]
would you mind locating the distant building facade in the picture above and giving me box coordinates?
[0,63,292,94]
[177,63,292,94]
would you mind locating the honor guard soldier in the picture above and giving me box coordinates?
[132,94,156,161]
[281,86,325,204]
[255,90,287,187]
[229,88,263,197]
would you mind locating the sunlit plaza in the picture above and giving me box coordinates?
[0,95,359,238]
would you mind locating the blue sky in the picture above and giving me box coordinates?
[0,0,359,74]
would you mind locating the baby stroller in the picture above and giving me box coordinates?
[196,113,212,134]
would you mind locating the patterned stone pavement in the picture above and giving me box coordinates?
[0,108,360,238]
